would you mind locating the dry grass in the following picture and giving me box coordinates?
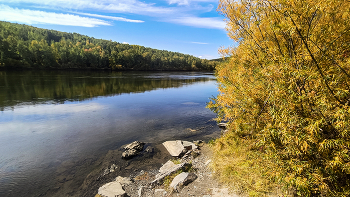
[210,131,293,197]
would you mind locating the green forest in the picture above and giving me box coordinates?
[0,21,217,70]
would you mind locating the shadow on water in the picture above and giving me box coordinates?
[0,70,220,197]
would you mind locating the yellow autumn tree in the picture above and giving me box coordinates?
[208,0,350,196]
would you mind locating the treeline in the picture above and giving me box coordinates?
[0,21,217,70]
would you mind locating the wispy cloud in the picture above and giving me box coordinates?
[1,0,226,29]
[72,12,144,23]
[191,42,209,44]
[167,0,217,6]
[0,5,111,27]
[1,0,176,15]
[168,16,226,29]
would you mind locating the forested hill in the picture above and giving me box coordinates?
[0,21,217,70]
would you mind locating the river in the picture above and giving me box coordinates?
[0,70,220,196]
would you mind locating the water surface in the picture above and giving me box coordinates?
[0,70,220,196]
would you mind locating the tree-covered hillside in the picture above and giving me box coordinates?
[0,21,217,70]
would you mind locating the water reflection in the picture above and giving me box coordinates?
[0,70,214,111]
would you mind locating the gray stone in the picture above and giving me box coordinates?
[124,141,145,151]
[98,181,126,197]
[170,172,197,192]
[159,160,178,174]
[182,141,198,150]
[122,149,138,159]
[162,140,187,157]
[144,146,154,153]
[218,123,228,130]
[152,161,191,185]
[115,176,133,186]
[110,164,118,173]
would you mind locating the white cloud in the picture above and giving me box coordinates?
[72,12,144,23]
[0,5,111,27]
[1,0,226,29]
[1,0,176,15]
[169,16,226,29]
[168,0,189,5]
[191,42,208,44]
[167,0,217,6]
[122,42,129,44]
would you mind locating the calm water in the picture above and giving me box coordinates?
[0,70,220,196]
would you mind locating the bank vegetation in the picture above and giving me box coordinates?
[208,0,350,196]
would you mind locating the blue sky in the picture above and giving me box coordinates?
[0,0,234,59]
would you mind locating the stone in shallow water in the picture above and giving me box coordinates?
[124,141,145,151]
[98,181,126,197]
[121,149,138,159]
[162,140,187,157]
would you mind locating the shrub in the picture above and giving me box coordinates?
[208,0,350,196]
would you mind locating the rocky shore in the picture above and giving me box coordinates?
[92,139,238,197]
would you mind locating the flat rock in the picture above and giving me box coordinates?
[162,140,186,157]
[159,160,178,174]
[170,172,197,192]
[152,161,191,185]
[124,141,145,151]
[98,181,126,197]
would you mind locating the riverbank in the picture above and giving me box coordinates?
[91,140,239,197]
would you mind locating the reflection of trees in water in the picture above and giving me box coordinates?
[0,71,213,110]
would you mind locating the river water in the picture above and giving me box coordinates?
[0,70,220,196]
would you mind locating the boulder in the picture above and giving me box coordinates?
[98,181,126,197]
[162,140,198,157]
[121,141,145,159]
[122,149,138,159]
[162,140,187,157]
[170,172,197,192]
[124,141,145,151]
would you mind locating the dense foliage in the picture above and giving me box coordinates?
[0,21,216,70]
[208,0,350,196]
